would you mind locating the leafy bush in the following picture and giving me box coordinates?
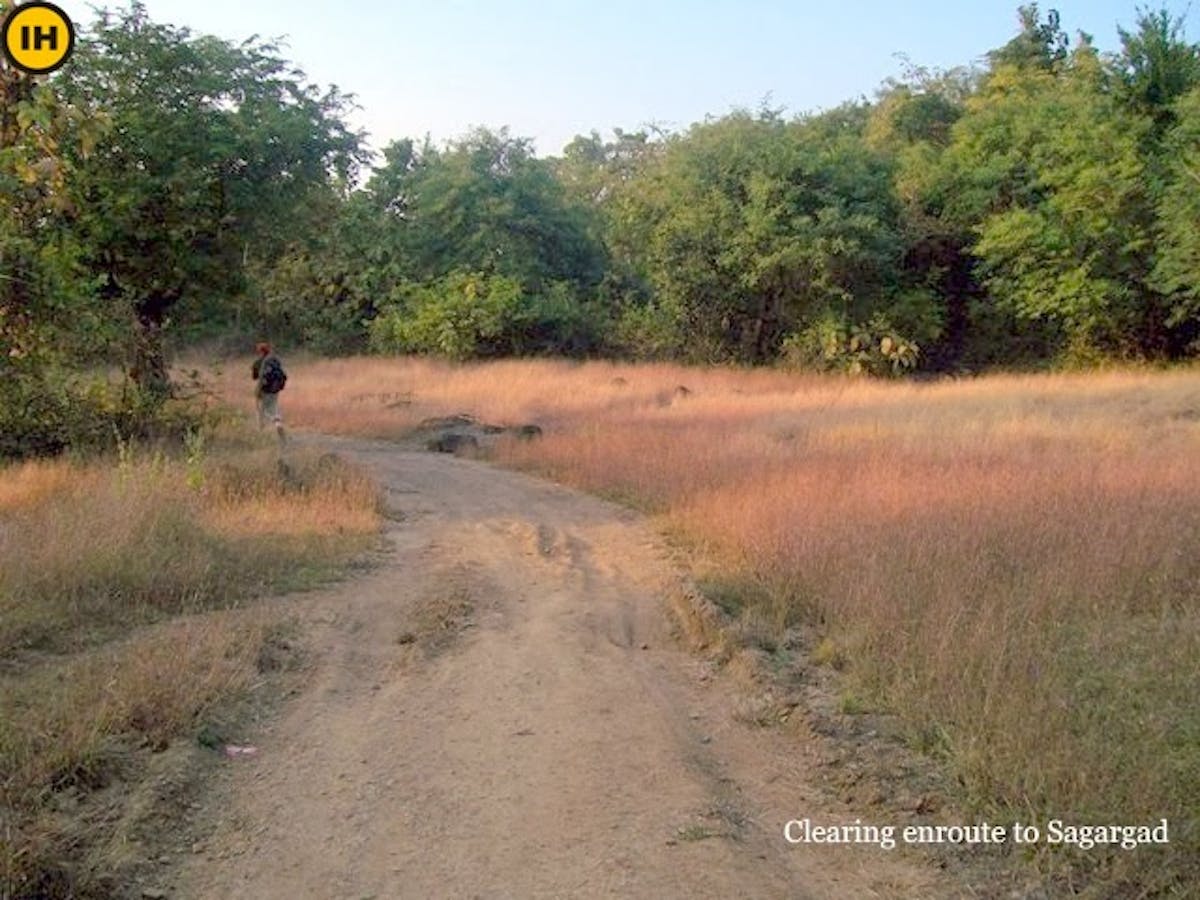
[0,369,217,461]
[782,311,923,375]
[611,302,686,360]
[507,282,604,356]
[369,271,601,360]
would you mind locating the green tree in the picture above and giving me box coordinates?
[369,128,605,292]
[557,128,661,207]
[239,186,383,352]
[868,63,984,368]
[350,128,608,359]
[1151,86,1200,350]
[609,107,933,365]
[0,20,117,455]
[1117,7,1200,132]
[1,59,87,366]
[59,3,362,391]
[934,38,1163,358]
[988,4,1069,71]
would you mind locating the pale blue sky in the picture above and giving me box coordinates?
[55,1,1198,159]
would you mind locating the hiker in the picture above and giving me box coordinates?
[252,342,287,434]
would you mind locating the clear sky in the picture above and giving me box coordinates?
[53,0,1199,160]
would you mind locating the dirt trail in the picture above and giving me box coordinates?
[173,435,949,899]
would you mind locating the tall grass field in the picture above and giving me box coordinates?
[219,355,1200,893]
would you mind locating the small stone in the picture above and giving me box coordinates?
[142,889,167,899]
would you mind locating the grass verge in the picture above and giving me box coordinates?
[0,432,382,898]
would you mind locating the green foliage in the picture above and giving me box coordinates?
[605,107,922,364]
[1,42,126,459]
[611,302,686,360]
[370,272,523,359]
[934,46,1161,355]
[0,371,213,460]
[513,281,604,356]
[279,6,1200,370]
[238,190,381,354]
[987,4,1069,71]
[781,305,929,376]
[1,55,108,374]
[58,2,363,388]
[1,2,363,459]
[326,127,610,359]
[1151,87,1200,348]
[557,128,660,207]
[368,272,600,360]
[365,128,605,292]
[1117,7,1200,131]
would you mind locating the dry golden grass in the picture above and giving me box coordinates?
[237,354,1200,892]
[202,447,382,538]
[0,609,278,897]
[0,442,382,657]
[201,353,824,439]
[0,433,383,898]
[0,458,101,514]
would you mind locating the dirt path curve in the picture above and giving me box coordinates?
[174,435,948,899]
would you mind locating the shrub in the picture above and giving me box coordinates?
[0,369,217,461]
[369,271,602,360]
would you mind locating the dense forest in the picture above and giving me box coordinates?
[3,2,1200,453]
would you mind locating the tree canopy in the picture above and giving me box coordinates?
[4,3,1200,455]
[58,3,363,390]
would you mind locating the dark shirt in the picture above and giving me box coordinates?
[251,354,281,392]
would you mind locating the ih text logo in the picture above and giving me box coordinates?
[2,2,75,75]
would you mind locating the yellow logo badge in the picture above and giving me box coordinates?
[2,2,75,75]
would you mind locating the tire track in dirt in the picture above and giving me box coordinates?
[171,436,952,899]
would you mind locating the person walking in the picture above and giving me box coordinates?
[252,342,287,437]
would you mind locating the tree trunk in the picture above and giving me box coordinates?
[751,288,783,362]
[130,291,178,396]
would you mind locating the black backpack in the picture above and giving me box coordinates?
[260,356,287,394]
